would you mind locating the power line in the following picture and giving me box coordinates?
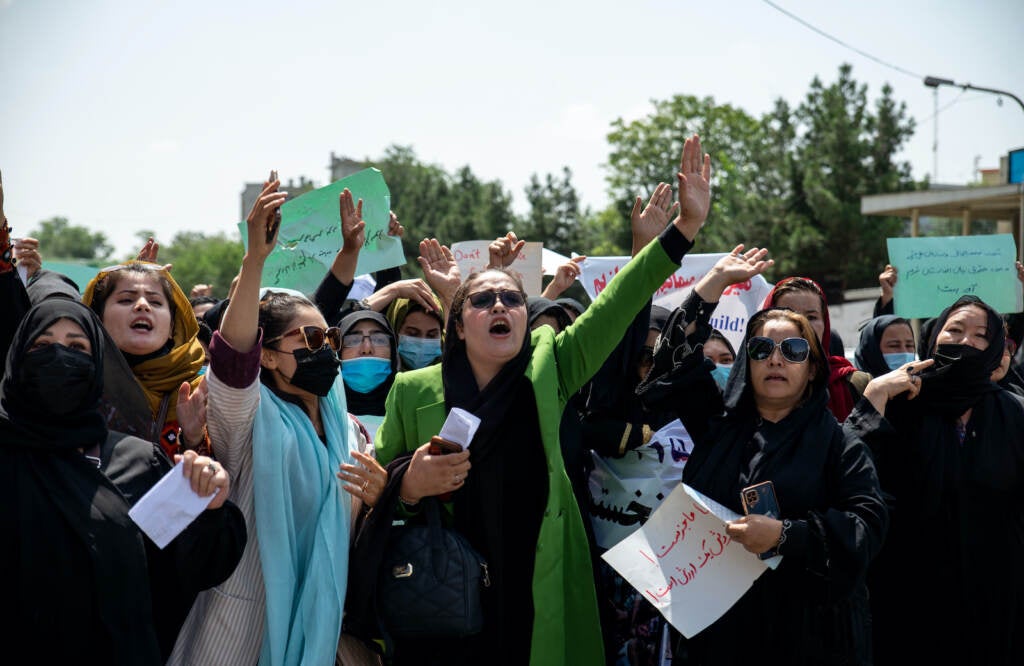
[761,0,923,80]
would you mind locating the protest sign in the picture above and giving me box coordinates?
[602,483,776,638]
[886,234,1022,318]
[579,254,772,352]
[588,419,694,550]
[450,240,543,295]
[238,168,405,296]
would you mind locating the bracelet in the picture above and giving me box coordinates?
[178,425,209,450]
[776,519,792,551]
[398,494,420,507]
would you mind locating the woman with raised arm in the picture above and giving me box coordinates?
[844,295,1024,664]
[355,135,712,666]
[0,298,245,664]
[169,182,387,666]
[637,247,887,665]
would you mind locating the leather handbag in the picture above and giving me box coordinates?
[376,497,490,639]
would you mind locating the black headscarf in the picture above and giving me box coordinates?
[1,298,107,447]
[338,310,398,416]
[914,295,1004,415]
[854,315,910,377]
[441,297,541,659]
[527,296,572,331]
[0,299,160,663]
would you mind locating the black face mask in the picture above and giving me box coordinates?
[19,345,97,415]
[926,343,986,379]
[287,346,341,397]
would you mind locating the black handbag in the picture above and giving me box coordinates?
[376,497,490,639]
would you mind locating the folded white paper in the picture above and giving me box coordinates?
[128,461,219,549]
[438,407,481,449]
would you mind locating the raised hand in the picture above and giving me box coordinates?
[338,188,366,255]
[176,378,208,452]
[388,211,404,238]
[418,238,461,309]
[695,245,773,303]
[630,182,678,256]
[542,256,586,300]
[879,264,898,305]
[672,134,712,241]
[13,237,42,279]
[487,232,525,269]
[245,178,287,261]
[190,284,214,299]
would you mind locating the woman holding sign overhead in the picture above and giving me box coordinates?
[637,252,887,666]
[354,135,712,665]
[845,294,1024,664]
[169,179,387,666]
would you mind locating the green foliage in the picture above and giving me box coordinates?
[603,65,919,291]
[359,146,518,274]
[157,231,244,300]
[521,167,583,255]
[30,216,113,262]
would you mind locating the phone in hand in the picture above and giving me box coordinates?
[428,436,463,455]
[266,169,282,244]
[741,480,782,560]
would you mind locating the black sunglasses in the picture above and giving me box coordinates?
[746,336,810,363]
[467,289,526,310]
[265,325,343,352]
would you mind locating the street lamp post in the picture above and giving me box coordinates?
[924,76,1024,114]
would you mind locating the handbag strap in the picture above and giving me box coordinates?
[422,497,450,581]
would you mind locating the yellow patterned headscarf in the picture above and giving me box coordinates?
[386,295,445,341]
[83,262,204,425]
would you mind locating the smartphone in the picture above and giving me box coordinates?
[266,169,282,243]
[741,481,782,560]
[428,436,463,455]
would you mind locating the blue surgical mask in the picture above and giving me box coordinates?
[342,357,392,393]
[710,363,732,390]
[397,335,442,370]
[883,352,916,371]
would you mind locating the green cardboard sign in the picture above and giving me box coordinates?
[887,234,1023,318]
[239,168,405,295]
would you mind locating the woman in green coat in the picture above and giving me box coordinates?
[374,135,711,665]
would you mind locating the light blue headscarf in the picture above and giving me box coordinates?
[253,374,353,666]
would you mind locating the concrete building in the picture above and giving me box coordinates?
[239,152,364,220]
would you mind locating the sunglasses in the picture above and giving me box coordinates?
[342,332,392,349]
[746,336,810,363]
[265,325,343,352]
[466,289,526,310]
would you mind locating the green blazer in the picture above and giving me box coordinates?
[377,237,681,666]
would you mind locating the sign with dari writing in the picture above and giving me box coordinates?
[887,234,1022,318]
[601,483,777,638]
[579,254,772,352]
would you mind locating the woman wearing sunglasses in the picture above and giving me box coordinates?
[637,248,887,666]
[350,135,711,665]
[169,183,387,665]
[845,295,1024,664]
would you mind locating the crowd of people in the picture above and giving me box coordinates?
[2,133,1023,666]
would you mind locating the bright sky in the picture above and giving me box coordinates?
[2,0,1021,259]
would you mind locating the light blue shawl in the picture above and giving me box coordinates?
[253,374,353,666]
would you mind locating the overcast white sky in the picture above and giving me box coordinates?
[2,0,1021,258]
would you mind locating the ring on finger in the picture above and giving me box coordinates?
[361,480,369,492]
[206,462,217,474]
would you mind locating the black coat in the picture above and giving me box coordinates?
[639,303,887,665]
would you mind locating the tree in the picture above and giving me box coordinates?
[157,231,244,300]
[788,65,917,289]
[606,95,766,255]
[30,217,113,262]
[603,66,919,291]
[365,145,518,272]
[521,167,584,255]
